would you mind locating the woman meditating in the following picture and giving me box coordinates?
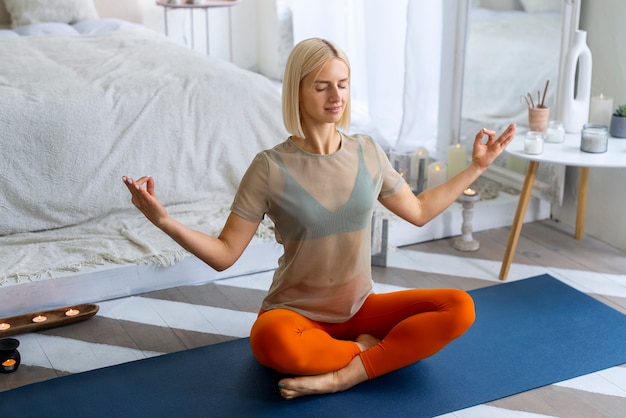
[123,38,515,400]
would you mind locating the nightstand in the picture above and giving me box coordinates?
[156,0,240,60]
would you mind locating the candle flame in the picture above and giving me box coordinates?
[464,188,476,196]
[435,165,441,172]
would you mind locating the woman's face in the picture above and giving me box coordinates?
[299,58,349,129]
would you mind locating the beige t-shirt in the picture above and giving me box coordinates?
[231,133,404,322]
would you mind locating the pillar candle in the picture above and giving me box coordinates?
[447,143,467,180]
[589,94,613,127]
[427,161,447,189]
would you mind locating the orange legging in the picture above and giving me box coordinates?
[249,288,475,378]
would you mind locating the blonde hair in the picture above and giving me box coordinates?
[282,38,351,138]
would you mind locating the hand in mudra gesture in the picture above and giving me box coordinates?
[471,123,516,170]
[122,175,168,227]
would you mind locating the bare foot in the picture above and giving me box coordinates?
[278,356,369,400]
[355,334,380,352]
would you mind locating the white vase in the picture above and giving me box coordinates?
[558,30,592,133]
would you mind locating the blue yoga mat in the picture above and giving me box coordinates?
[2,274,626,417]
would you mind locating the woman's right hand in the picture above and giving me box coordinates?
[122,175,168,227]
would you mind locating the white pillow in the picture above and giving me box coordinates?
[4,0,99,28]
[520,0,562,13]
[14,22,79,36]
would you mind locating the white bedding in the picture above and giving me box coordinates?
[462,8,561,130]
[0,23,286,284]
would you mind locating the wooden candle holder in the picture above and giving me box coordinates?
[0,304,99,337]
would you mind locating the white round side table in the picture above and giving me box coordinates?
[500,133,626,280]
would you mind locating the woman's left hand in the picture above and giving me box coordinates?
[471,123,516,170]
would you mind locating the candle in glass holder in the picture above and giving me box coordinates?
[524,131,543,154]
[545,120,565,143]
[65,308,80,317]
[0,323,10,331]
[390,149,413,181]
[32,315,47,323]
[580,123,608,153]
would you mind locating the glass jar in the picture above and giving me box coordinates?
[545,120,565,143]
[580,123,608,153]
[524,131,543,154]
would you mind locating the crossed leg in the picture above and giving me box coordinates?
[250,288,475,399]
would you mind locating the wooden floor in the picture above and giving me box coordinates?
[1,219,625,417]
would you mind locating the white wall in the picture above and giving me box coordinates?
[551,0,626,252]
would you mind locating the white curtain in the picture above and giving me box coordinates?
[286,0,442,151]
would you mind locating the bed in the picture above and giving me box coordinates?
[0,0,287,316]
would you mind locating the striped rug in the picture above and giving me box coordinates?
[1,249,625,417]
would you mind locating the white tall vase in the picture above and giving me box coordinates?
[558,30,592,133]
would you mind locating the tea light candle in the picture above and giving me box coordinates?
[455,188,480,251]
[580,123,608,153]
[524,131,543,154]
[0,323,10,331]
[447,143,467,180]
[32,315,47,323]
[545,120,565,143]
[589,94,613,127]
[427,162,447,189]
[65,308,80,317]
[2,359,16,367]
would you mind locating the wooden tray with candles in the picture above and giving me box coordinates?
[0,304,99,337]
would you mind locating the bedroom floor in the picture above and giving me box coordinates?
[1,219,625,417]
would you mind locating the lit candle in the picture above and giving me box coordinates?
[427,161,447,189]
[32,315,47,323]
[390,149,413,181]
[589,94,613,127]
[447,143,467,180]
[463,188,476,196]
[0,323,10,331]
[65,308,80,317]
[2,359,16,367]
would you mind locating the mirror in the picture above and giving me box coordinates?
[460,0,563,178]
[461,1,563,136]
